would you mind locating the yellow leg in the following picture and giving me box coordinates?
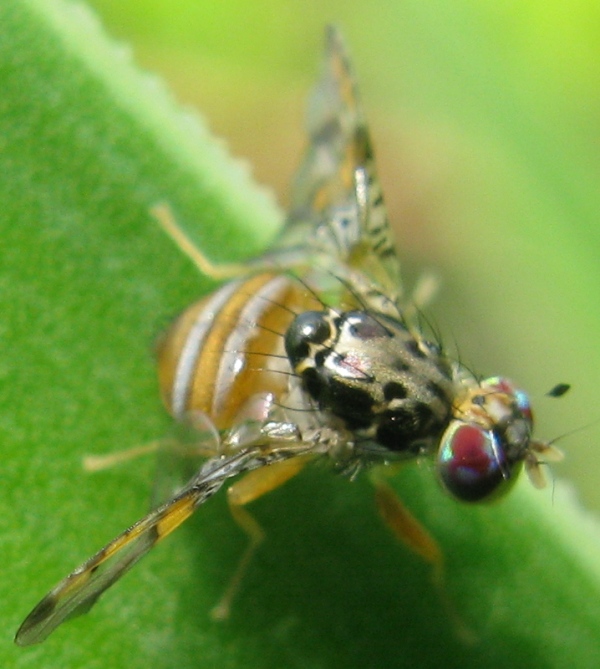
[83,411,220,474]
[371,472,476,644]
[210,455,311,620]
[409,273,439,312]
[373,477,444,579]
[82,442,161,472]
[151,203,249,280]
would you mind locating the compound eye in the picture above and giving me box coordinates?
[284,311,331,368]
[513,389,533,426]
[437,422,520,502]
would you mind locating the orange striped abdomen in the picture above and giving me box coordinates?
[157,273,320,430]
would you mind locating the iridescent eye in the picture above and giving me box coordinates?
[481,376,534,426]
[436,422,520,502]
[513,389,533,425]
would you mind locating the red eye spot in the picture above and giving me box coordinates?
[437,422,517,502]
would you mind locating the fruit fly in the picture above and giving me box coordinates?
[15,26,563,646]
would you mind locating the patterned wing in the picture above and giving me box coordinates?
[15,448,266,646]
[275,26,400,299]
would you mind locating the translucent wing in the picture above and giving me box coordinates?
[15,448,271,646]
[275,26,400,297]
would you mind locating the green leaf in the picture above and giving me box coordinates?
[3,1,600,668]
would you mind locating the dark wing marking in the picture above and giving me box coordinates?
[15,448,283,646]
[275,26,400,298]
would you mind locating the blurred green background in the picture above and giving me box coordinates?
[3,1,600,668]
[86,0,600,504]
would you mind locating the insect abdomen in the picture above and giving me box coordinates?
[157,273,320,429]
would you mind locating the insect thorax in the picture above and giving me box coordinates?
[284,307,455,457]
